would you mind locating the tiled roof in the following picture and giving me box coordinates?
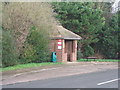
[50,25,82,40]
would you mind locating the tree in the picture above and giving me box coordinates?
[21,27,51,63]
[52,2,105,57]
[2,2,56,53]
[92,2,119,59]
[2,2,58,66]
[95,13,119,59]
[2,29,19,67]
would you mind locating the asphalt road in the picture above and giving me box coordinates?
[2,68,119,88]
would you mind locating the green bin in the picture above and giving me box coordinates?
[51,52,57,62]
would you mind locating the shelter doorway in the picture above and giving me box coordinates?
[65,40,73,62]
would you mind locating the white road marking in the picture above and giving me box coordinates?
[97,78,120,86]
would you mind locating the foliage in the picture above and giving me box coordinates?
[118,11,120,59]
[20,43,36,64]
[2,2,58,67]
[95,13,119,59]
[52,2,119,59]
[2,2,56,53]
[0,27,2,67]
[2,29,19,67]
[52,2,105,57]
[77,50,83,60]
[21,27,51,63]
[83,45,94,57]
[92,3,119,59]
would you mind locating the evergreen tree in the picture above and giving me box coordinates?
[52,2,105,57]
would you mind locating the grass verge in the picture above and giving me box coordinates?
[0,62,63,72]
[78,59,120,62]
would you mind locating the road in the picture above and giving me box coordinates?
[2,68,119,88]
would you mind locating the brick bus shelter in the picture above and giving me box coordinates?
[50,25,82,63]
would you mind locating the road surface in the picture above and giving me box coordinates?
[2,68,119,88]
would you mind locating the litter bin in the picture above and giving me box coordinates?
[51,52,57,62]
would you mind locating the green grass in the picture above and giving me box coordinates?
[0,62,63,72]
[78,59,120,62]
[1,59,119,72]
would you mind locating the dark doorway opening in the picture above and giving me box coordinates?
[65,40,73,62]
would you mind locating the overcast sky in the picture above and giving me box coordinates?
[112,0,120,13]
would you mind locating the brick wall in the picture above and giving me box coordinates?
[50,39,77,62]
[50,39,63,62]
[61,40,67,62]
[70,40,77,62]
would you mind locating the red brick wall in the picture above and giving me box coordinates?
[61,40,67,62]
[50,39,63,62]
[50,39,77,62]
[71,40,77,62]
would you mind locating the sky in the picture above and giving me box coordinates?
[112,0,120,13]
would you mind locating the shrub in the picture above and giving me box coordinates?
[20,43,36,64]
[2,29,19,67]
[0,27,2,68]
[83,45,94,57]
[22,27,51,63]
[77,50,83,60]
[2,2,57,54]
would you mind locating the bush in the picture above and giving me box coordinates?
[2,29,19,67]
[83,45,94,57]
[0,27,2,68]
[20,43,36,64]
[77,50,83,60]
[22,27,51,63]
